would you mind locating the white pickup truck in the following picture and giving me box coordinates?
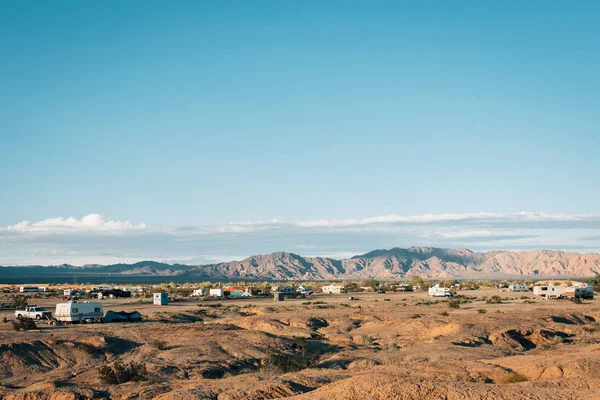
[15,306,53,320]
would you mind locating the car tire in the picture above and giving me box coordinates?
[17,314,22,319]
[36,315,41,320]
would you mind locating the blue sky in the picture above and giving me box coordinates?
[1,1,599,264]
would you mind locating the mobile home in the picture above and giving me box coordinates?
[322,285,346,294]
[55,301,103,322]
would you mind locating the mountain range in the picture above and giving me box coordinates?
[2,247,600,280]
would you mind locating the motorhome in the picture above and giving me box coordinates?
[55,301,103,322]
[428,284,453,297]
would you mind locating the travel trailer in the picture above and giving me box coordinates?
[191,289,206,297]
[564,286,594,299]
[55,301,104,322]
[19,286,39,293]
[428,284,453,297]
[508,284,529,292]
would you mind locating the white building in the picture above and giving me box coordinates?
[209,288,225,297]
[153,292,169,305]
[321,285,346,294]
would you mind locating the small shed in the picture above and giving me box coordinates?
[103,310,143,323]
[274,292,285,301]
[153,292,168,305]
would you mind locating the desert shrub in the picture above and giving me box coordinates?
[310,332,327,341]
[98,361,147,384]
[79,343,100,354]
[570,297,583,304]
[439,311,449,316]
[206,303,222,308]
[478,309,487,314]
[262,339,319,373]
[362,335,375,346]
[12,317,36,331]
[301,301,312,305]
[448,300,461,309]
[312,301,326,305]
[150,340,167,350]
[486,296,503,304]
[504,371,528,383]
[411,314,421,319]
[522,300,535,304]
[11,295,29,309]
[2,317,7,323]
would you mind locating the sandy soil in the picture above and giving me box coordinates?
[1,289,600,399]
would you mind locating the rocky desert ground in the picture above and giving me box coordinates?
[2,289,600,399]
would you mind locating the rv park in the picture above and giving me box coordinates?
[2,279,600,399]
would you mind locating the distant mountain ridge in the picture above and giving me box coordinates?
[2,247,600,279]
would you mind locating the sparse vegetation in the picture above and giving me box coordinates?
[486,296,503,304]
[12,317,36,331]
[150,340,168,350]
[362,335,376,346]
[448,299,461,309]
[478,309,487,314]
[262,338,319,373]
[440,311,449,316]
[99,361,147,384]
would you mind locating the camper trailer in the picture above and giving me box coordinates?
[19,286,39,293]
[428,284,453,297]
[191,289,206,297]
[55,301,103,322]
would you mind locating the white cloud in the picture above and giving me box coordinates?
[1,211,600,265]
[3,214,146,234]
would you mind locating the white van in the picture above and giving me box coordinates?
[55,301,104,322]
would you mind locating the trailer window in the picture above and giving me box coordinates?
[72,308,78,313]
[95,308,101,312]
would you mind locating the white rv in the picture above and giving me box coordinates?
[428,284,453,297]
[55,301,104,322]
[19,286,39,293]
[508,284,529,292]
[191,289,206,297]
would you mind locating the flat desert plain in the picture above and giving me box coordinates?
[2,289,600,399]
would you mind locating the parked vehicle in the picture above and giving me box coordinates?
[19,286,39,293]
[296,286,313,295]
[15,306,52,320]
[55,301,103,322]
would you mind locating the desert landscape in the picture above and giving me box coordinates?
[2,287,600,399]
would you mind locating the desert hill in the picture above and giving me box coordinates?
[2,247,600,279]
